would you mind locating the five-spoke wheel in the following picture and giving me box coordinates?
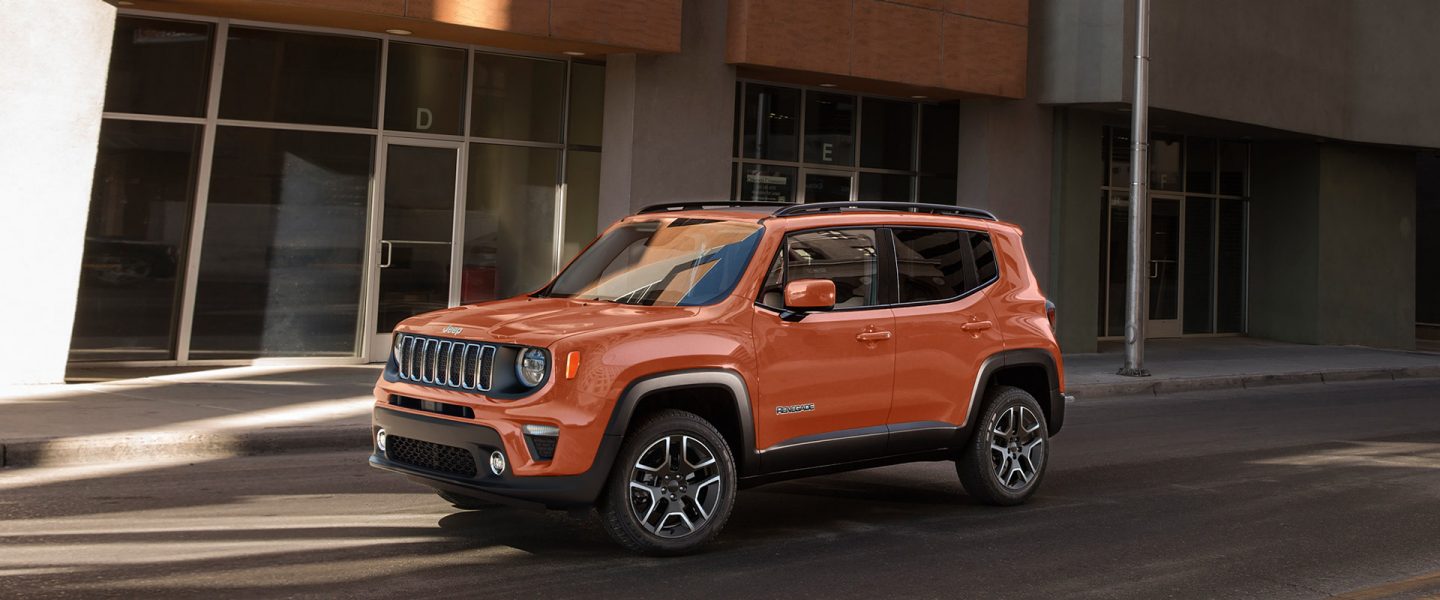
[957,385,1050,505]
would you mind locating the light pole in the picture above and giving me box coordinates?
[1120,0,1152,377]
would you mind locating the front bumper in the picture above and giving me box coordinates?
[370,406,620,509]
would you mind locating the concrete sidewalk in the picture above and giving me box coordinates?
[1,338,1437,469]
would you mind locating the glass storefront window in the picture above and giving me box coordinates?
[220,27,380,128]
[463,144,561,303]
[859,172,912,202]
[1186,138,1217,194]
[563,150,602,263]
[105,17,213,117]
[1216,199,1246,332]
[804,92,856,166]
[471,53,566,143]
[384,42,467,135]
[1183,198,1215,334]
[71,120,202,361]
[567,62,606,147]
[739,163,797,203]
[1150,134,1184,191]
[741,85,800,162]
[190,127,372,358]
[860,98,915,171]
[1219,141,1248,196]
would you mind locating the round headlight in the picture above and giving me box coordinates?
[391,334,404,364]
[516,348,548,387]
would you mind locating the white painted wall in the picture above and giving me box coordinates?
[0,0,116,384]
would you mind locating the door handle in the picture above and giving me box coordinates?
[960,321,993,332]
[855,330,892,343]
[379,240,393,269]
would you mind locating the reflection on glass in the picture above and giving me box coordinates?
[805,173,852,203]
[1216,199,1245,332]
[220,28,380,128]
[471,53,565,143]
[567,62,606,147]
[804,92,856,166]
[861,98,914,170]
[563,150,602,263]
[1109,128,1132,188]
[894,228,968,303]
[1184,198,1215,333]
[1150,135,1183,191]
[191,127,372,357]
[740,164,797,203]
[741,84,800,161]
[1219,141,1248,196]
[786,229,879,307]
[859,173,912,202]
[1186,138,1217,194]
[464,144,560,303]
[384,42,467,135]
[105,17,213,117]
[377,145,457,332]
[71,120,202,361]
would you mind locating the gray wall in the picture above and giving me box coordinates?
[1249,142,1416,349]
[0,0,115,384]
[598,0,736,226]
[1046,108,1104,353]
[1036,0,1440,149]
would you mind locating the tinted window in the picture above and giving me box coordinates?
[860,98,914,170]
[471,53,566,142]
[971,231,998,283]
[384,42,467,135]
[105,17,213,117]
[741,85,799,161]
[804,92,856,166]
[783,229,880,309]
[894,228,971,303]
[220,28,380,128]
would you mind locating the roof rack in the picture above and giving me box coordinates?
[771,201,998,221]
[637,201,796,214]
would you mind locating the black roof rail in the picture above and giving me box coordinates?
[637,201,796,214]
[771,201,998,221]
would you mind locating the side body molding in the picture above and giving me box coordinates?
[603,369,760,477]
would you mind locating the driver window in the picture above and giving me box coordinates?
[761,228,880,309]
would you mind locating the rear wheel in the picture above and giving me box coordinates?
[957,385,1049,506]
[598,409,737,556]
[436,490,496,510]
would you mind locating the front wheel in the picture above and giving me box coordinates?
[956,386,1050,506]
[597,409,737,556]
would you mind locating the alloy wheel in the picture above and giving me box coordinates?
[627,434,724,538]
[989,405,1045,490]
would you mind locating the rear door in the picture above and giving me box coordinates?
[751,227,896,472]
[887,227,1004,453]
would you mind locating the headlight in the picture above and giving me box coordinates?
[391,334,404,364]
[516,348,548,387]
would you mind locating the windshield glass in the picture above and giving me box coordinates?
[544,218,764,306]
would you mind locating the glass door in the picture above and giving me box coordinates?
[1147,196,1184,337]
[367,140,463,361]
[801,170,854,203]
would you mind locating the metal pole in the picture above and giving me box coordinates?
[1120,0,1152,377]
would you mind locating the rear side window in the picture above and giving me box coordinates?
[893,227,998,303]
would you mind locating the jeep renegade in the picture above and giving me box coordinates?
[370,201,1068,555]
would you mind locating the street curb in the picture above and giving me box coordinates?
[1068,366,1440,400]
[1,425,371,470]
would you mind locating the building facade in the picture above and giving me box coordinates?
[1,0,1435,384]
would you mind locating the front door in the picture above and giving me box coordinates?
[366,140,463,361]
[1147,196,1183,337]
[751,228,895,472]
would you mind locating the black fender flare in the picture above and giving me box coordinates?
[603,368,759,476]
[963,348,1065,437]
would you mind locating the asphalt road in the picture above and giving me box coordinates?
[3,379,1440,599]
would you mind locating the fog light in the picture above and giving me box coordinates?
[376,428,387,452]
[489,450,507,476]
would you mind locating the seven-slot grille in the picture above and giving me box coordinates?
[394,334,496,392]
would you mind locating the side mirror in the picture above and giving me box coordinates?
[784,279,836,312]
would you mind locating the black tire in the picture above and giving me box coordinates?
[957,385,1050,506]
[437,490,497,510]
[597,409,737,556]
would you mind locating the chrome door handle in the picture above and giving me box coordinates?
[855,331,892,343]
[379,240,393,268]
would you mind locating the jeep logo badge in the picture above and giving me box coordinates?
[441,325,463,335]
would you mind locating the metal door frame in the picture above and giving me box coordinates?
[799,168,858,203]
[1146,194,1185,338]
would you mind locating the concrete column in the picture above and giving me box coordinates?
[0,0,115,384]
[1043,108,1104,353]
[598,0,736,226]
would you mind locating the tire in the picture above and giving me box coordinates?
[597,409,738,556]
[957,385,1050,506]
[436,490,497,510]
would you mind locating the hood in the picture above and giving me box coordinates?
[398,296,700,347]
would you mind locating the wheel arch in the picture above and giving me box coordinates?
[967,349,1065,437]
[605,369,758,476]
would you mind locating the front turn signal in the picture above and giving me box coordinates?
[565,351,581,379]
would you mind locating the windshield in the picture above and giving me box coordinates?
[543,218,764,306]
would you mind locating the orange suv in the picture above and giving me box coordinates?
[370,201,1069,555]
